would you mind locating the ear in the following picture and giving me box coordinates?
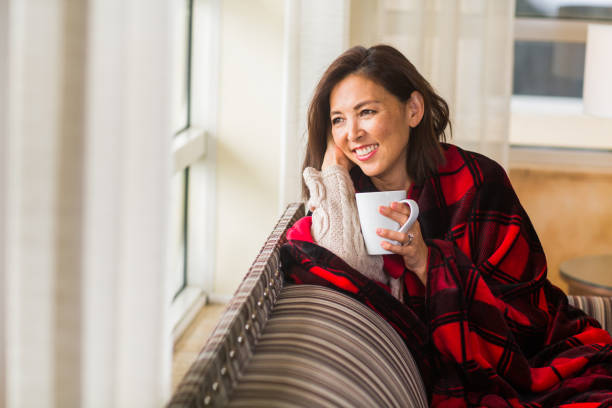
[405,91,424,128]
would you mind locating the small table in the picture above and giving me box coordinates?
[560,254,612,296]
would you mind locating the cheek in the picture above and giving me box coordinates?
[379,121,408,147]
[368,118,391,137]
[331,132,347,148]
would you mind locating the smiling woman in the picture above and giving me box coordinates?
[280,44,612,406]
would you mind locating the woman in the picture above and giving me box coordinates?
[281,45,612,407]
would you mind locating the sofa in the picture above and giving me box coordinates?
[168,203,612,408]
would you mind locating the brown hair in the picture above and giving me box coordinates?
[302,44,451,198]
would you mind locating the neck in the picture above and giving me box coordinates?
[370,171,411,192]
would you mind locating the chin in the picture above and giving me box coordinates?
[357,164,380,178]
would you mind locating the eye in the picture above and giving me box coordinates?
[360,109,376,116]
[331,117,344,126]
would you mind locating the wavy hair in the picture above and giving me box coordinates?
[302,44,451,198]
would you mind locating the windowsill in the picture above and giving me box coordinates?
[172,302,227,391]
[510,96,612,151]
[509,145,612,173]
[171,285,207,342]
[512,95,583,115]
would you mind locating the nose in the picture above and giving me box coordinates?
[347,118,362,142]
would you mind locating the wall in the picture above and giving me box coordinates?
[349,0,380,48]
[509,165,612,292]
[214,0,284,297]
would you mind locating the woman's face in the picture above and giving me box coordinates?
[329,74,422,188]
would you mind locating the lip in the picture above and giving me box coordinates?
[353,144,379,161]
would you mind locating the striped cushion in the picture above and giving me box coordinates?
[227,285,428,408]
[567,295,612,335]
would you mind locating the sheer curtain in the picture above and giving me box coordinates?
[279,0,350,208]
[280,0,515,203]
[1,1,172,406]
[378,0,515,166]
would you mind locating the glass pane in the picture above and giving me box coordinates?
[516,0,612,20]
[169,169,187,298]
[513,41,585,97]
[171,0,192,134]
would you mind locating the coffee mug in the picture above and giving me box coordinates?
[355,190,419,255]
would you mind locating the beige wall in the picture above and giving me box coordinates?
[509,166,612,292]
[214,0,284,296]
[349,0,380,48]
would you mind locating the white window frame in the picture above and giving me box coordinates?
[169,0,220,341]
[510,16,612,158]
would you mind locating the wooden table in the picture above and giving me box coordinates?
[560,254,612,296]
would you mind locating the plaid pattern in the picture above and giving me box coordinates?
[281,144,612,407]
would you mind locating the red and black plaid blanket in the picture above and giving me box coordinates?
[280,144,612,407]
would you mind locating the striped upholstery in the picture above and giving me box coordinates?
[227,285,428,408]
[168,203,304,407]
[568,295,612,335]
[168,202,612,407]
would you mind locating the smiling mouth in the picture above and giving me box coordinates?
[353,144,379,161]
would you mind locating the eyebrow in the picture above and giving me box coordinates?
[330,100,381,116]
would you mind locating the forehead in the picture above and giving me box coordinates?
[329,74,392,110]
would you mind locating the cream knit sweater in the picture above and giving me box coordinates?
[303,165,404,301]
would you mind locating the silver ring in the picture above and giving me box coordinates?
[404,232,414,246]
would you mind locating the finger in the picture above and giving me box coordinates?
[390,201,412,215]
[380,201,413,219]
[323,138,353,170]
[376,227,411,244]
[326,137,343,155]
[380,239,415,255]
[378,205,407,225]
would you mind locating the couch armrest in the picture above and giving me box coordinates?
[567,295,612,335]
[227,284,428,408]
[168,203,305,407]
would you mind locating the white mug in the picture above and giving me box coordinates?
[355,190,419,255]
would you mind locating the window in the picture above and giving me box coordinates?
[169,0,219,338]
[510,0,612,151]
[170,0,193,302]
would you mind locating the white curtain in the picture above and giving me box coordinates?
[279,0,350,208]
[1,0,173,406]
[0,0,8,404]
[378,0,515,166]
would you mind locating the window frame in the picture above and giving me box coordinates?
[510,15,612,156]
[169,0,220,341]
[515,17,589,43]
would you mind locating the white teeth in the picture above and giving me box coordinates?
[355,144,378,156]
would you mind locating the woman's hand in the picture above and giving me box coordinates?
[377,201,428,286]
[322,137,353,171]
